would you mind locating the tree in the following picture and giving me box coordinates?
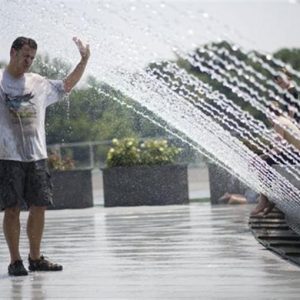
[274,48,300,72]
[29,54,167,147]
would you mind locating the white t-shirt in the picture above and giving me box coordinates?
[0,69,65,161]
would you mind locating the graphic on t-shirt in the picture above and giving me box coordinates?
[5,92,37,120]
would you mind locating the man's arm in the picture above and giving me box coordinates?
[63,37,90,93]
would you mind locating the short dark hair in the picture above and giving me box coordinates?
[11,37,37,51]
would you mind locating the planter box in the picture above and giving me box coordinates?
[102,164,189,207]
[208,163,249,204]
[50,169,93,209]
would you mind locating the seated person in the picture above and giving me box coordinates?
[251,71,300,216]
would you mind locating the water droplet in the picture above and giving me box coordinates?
[187,29,194,36]
[266,55,272,61]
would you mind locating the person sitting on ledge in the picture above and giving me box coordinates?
[251,72,300,216]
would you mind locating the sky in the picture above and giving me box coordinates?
[1,0,300,71]
[195,0,300,53]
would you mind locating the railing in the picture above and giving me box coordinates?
[47,137,206,170]
[47,140,112,169]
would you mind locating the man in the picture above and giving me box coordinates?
[0,36,90,276]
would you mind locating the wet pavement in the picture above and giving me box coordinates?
[1,203,300,299]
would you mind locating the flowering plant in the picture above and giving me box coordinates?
[48,152,75,171]
[106,137,181,168]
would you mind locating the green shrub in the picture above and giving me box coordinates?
[106,137,181,168]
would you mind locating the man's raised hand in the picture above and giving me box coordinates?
[73,37,90,61]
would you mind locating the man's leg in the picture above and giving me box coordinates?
[3,206,21,264]
[27,205,46,260]
[26,160,62,271]
[27,205,63,271]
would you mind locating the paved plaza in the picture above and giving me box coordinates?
[1,203,300,299]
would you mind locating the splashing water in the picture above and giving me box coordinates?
[2,0,300,231]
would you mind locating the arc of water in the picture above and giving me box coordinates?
[183,51,300,151]
[165,0,300,86]
[149,61,300,182]
[64,0,300,204]
[105,68,300,212]
[207,45,300,113]
[249,52,300,83]
[187,51,300,141]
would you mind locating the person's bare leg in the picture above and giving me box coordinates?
[228,195,248,204]
[3,206,22,263]
[218,192,232,203]
[251,194,273,216]
[27,205,46,260]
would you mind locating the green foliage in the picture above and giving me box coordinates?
[273,48,300,87]
[106,138,141,167]
[274,48,300,72]
[140,139,182,166]
[106,137,182,168]
[37,58,167,148]
[31,54,71,79]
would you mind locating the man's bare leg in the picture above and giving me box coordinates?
[3,206,22,264]
[27,205,46,260]
[27,205,63,272]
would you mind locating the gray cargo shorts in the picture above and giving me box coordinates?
[0,159,53,210]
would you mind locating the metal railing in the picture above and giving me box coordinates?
[47,140,112,169]
[47,137,206,170]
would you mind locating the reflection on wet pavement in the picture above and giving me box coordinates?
[1,203,300,299]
